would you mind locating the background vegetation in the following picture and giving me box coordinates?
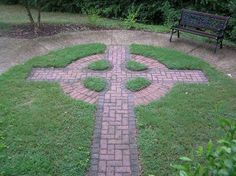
[2,0,236,42]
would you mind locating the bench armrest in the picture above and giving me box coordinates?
[171,17,181,29]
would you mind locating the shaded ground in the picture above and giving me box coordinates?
[0,30,236,79]
[1,24,105,39]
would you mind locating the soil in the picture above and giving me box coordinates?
[1,23,107,39]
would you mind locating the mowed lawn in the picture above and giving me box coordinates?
[130,44,236,176]
[0,44,106,175]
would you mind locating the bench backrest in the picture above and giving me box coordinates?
[180,9,229,31]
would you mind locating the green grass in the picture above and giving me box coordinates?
[126,77,151,92]
[0,43,106,175]
[126,60,148,71]
[88,60,111,71]
[180,32,236,48]
[83,77,107,92]
[130,44,236,176]
[0,22,12,32]
[0,4,168,33]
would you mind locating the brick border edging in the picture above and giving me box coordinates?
[125,46,140,175]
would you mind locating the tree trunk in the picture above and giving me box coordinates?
[37,7,41,28]
[34,1,42,34]
[24,2,35,25]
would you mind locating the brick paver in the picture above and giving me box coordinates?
[28,45,208,176]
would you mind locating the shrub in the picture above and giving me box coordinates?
[160,1,179,25]
[172,119,236,176]
[124,4,142,29]
[83,7,101,24]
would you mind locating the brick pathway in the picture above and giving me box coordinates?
[28,45,208,176]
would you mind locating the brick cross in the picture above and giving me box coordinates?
[28,45,208,176]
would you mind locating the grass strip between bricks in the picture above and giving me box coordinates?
[126,77,151,92]
[126,60,148,71]
[83,77,107,92]
[88,60,111,71]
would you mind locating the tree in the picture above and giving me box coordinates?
[21,0,43,34]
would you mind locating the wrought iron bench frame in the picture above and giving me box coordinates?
[170,9,230,53]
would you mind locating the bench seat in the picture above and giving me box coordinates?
[170,9,229,52]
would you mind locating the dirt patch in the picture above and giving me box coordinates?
[1,23,108,39]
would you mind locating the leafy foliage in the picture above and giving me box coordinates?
[124,4,141,29]
[172,119,236,176]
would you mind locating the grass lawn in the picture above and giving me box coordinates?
[0,43,106,175]
[130,44,236,176]
[126,77,151,92]
[88,60,111,71]
[126,60,148,71]
[83,77,107,92]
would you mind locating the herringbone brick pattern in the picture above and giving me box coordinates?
[28,45,208,176]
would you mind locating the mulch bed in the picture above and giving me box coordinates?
[0,23,107,39]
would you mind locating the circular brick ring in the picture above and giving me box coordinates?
[28,45,208,175]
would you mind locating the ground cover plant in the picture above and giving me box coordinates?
[88,60,110,71]
[126,60,148,71]
[0,43,106,175]
[126,77,151,92]
[83,77,107,92]
[130,44,236,176]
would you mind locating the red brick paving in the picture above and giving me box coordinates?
[28,45,208,176]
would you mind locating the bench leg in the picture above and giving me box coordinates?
[220,40,223,49]
[170,29,174,42]
[214,39,219,53]
[177,30,180,38]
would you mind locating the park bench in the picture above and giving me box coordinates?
[170,9,230,52]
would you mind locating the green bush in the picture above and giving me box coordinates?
[1,0,236,43]
[172,119,236,176]
[124,4,141,29]
[1,0,19,4]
